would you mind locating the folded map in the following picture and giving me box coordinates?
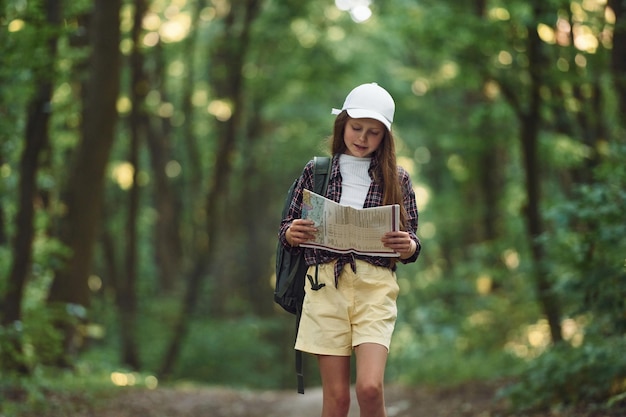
[299,189,400,257]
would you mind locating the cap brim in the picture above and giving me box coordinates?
[346,109,392,131]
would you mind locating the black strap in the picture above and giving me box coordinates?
[296,305,304,394]
[295,156,331,394]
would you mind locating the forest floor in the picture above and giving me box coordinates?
[24,379,624,417]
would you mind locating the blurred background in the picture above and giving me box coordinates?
[1,0,625,413]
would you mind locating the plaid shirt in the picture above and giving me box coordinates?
[279,154,421,284]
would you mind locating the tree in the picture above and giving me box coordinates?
[494,1,564,343]
[145,39,183,294]
[112,0,150,370]
[608,0,626,117]
[1,0,62,372]
[47,0,122,362]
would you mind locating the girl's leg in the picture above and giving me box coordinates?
[318,355,351,417]
[354,343,388,417]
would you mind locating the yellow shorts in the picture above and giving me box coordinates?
[294,259,399,356]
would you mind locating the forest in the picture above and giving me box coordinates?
[1,0,625,415]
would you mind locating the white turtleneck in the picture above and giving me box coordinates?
[339,154,372,209]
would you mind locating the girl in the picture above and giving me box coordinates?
[279,83,421,417]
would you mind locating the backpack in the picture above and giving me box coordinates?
[274,156,331,394]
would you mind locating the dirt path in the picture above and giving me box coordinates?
[36,380,623,417]
[69,381,506,417]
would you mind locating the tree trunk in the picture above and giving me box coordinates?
[0,0,61,373]
[179,0,204,262]
[520,3,563,343]
[115,0,149,371]
[47,0,122,363]
[608,0,626,119]
[475,0,503,245]
[0,154,7,245]
[237,97,277,316]
[146,40,182,293]
[206,0,262,315]
[498,2,564,344]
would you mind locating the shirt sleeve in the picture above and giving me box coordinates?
[278,160,315,250]
[399,167,421,264]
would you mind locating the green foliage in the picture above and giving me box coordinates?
[499,143,626,410]
[88,294,320,390]
[389,250,533,387]
[0,248,10,294]
[543,143,626,334]
[172,317,296,390]
[389,320,524,386]
[20,305,65,366]
[500,338,626,411]
[0,301,87,371]
[0,362,124,417]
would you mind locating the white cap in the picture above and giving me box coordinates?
[331,83,395,131]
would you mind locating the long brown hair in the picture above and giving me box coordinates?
[329,111,408,229]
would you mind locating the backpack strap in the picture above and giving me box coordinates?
[295,307,304,394]
[295,156,331,394]
[313,156,331,196]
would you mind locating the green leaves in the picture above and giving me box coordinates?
[501,338,626,410]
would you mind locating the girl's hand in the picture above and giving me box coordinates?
[286,219,317,246]
[382,231,416,259]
